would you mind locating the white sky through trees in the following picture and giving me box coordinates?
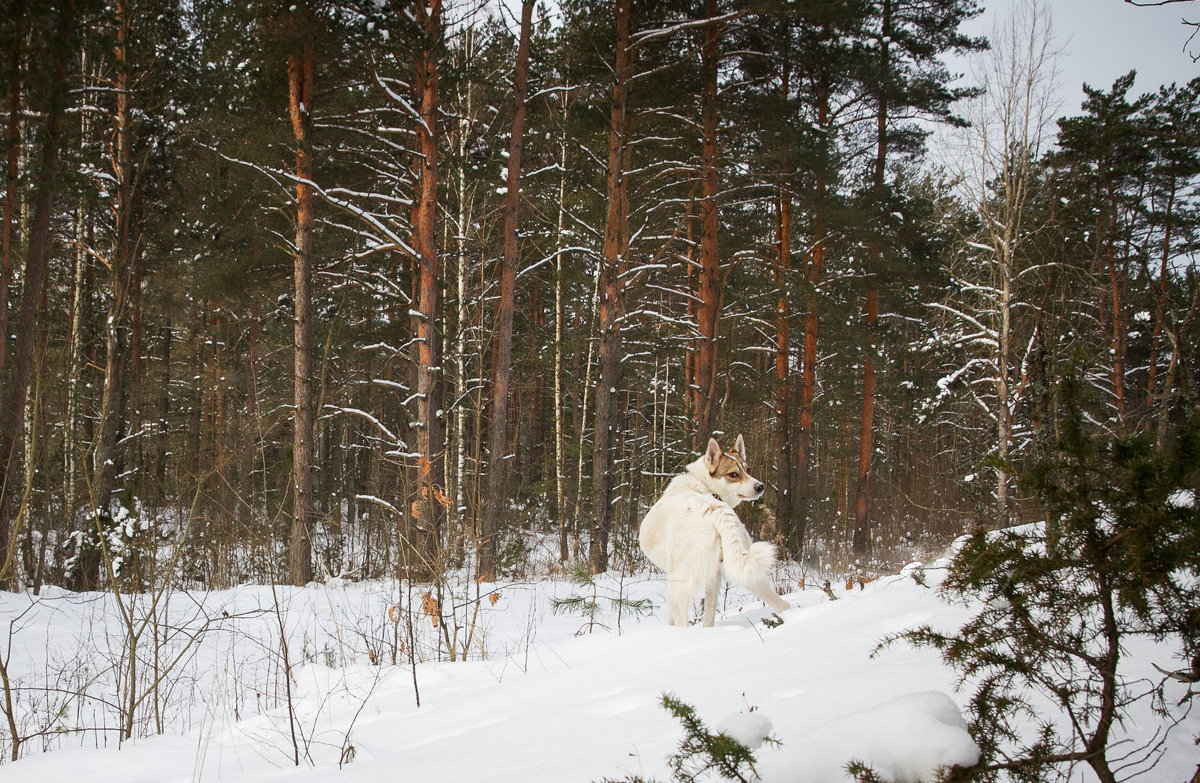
[963,0,1197,117]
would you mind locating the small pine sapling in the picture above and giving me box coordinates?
[844,760,890,783]
[846,757,968,783]
[660,693,777,783]
[552,563,652,634]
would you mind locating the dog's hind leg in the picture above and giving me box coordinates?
[744,574,789,615]
[701,570,720,626]
[666,575,694,626]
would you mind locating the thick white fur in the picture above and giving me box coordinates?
[639,438,790,626]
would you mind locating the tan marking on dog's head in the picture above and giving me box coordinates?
[702,435,764,506]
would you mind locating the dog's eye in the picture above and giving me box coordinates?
[727,472,740,480]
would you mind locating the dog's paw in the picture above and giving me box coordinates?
[761,612,784,628]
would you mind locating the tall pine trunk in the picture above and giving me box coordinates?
[0,2,74,589]
[797,180,826,555]
[90,1,137,541]
[287,29,316,585]
[774,186,794,548]
[64,204,89,547]
[852,0,890,557]
[796,69,831,559]
[554,93,571,563]
[1104,176,1126,430]
[693,0,722,446]
[590,0,631,574]
[411,0,445,574]
[1145,168,1173,424]
[0,10,21,382]
[480,0,533,581]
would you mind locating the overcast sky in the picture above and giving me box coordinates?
[493,0,1198,120]
[960,0,1198,116]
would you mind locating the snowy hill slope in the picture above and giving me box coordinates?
[1,560,1195,782]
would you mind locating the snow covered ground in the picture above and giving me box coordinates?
[0,555,1195,782]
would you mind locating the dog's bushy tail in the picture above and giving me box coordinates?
[713,510,777,586]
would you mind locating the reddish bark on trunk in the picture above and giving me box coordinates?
[796,83,830,557]
[411,0,445,574]
[288,29,316,585]
[589,0,631,574]
[774,188,795,547]
[90,1,137,525]
[853,0,890,557]
[1145,171,1173,421]
[693,0,721,446]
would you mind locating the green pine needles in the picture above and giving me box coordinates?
[552,563,652,635]
[660,693,776,783]
[883,376,1200,783]
[598,693,776,783]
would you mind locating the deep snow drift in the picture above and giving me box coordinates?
[0,555,1195,782]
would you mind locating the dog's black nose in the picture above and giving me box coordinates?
[754,482,764,493]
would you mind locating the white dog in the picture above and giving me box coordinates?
[639,435,790,626]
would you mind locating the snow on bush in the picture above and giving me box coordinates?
[715,710,775,750]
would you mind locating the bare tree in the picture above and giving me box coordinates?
[940,0,1061,526]
[1122,0,1200,62]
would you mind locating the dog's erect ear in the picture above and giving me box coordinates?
[704,437,723,473]
[733,434,747,463]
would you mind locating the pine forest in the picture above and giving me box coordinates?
[0,0,1198,595]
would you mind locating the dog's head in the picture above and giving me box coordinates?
[701,435,765,507]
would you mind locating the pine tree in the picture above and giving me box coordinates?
[286,6,317,586]
[730,0,873,558]
[1053,72,1153,433]
[480,0,535,583]
[851,0,985,557]
[1141,78,1200,439]
[689,0,724,447]
[890,373,1200,783]
[588,0,631,574]
[0,0,84,589]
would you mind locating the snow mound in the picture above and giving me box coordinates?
[716,710,774,749]
[761,690,979,782]
[847,691,979,782]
